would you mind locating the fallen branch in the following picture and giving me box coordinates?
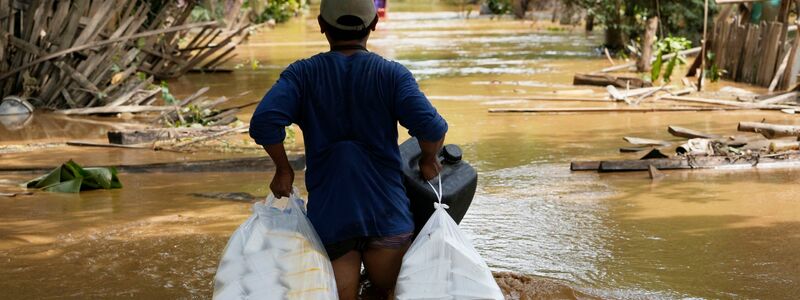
[738,122,800,138]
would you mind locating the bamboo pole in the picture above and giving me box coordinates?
[698,0,709,91]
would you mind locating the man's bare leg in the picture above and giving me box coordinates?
[332,250,362,300]
[362,244,410,297]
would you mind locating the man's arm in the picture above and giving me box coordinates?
[250,66,302,198]
[392,66,449,181]
[419,136,445,181]
[264,143,294,198]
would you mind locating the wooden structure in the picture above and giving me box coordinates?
[709,1,800,89]
[0,0,249,109]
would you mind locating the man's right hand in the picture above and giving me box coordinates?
[270,167,294,198]
[419,156,442,181]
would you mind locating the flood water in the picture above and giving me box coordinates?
[2,2,800,299]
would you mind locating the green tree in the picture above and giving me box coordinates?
[563,0,716,50]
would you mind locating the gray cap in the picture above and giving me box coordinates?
[320,0,377,31]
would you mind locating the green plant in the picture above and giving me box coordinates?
[253,0,304,23]
[705,52,726,82]
[160,81,178,105]
[485,0,511,15]
[25,160,122,193]
[651,36,691,83]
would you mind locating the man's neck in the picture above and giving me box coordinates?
[329,40,368,56]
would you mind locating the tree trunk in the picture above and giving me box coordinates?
[585,13,594,32]
[637,16,659,72]
[511,0,528,19]
[604,0,625,50]
[551,0,559,23]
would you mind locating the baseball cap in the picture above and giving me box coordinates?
[320,0,377,31]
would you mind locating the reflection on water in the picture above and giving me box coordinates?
[2,4,800,300]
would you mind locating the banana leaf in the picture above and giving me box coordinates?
[25,160,122,193]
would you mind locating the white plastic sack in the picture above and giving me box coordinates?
[395,177,503,300]
[213,189,338,300]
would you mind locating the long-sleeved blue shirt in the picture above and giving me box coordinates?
[250,51,448,245]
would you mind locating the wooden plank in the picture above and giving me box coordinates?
[107,126,233,145]
[56,105,177,115]
[740,24,761,83]
[168,125,248,149]
[759,22,783,86]
[667,126,720,139]
[66,140,161,150]
[488,107,747,113]
[659,95,796,110]
[570,161,601,171]
[758,91,798,105]
[623,137,671,147]
[781,21,800,89]
[104,77,153,107]
[769,49,792,92]
[573,73,652,88]
[598,155,800,172]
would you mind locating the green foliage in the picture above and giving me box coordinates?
[705,52,726,82]
[565,0,716,48]
[160,81,178,105]
[191,5,214,22]
[25,160,122,193]
[253,0,304,23]
[651,37,691,83]
[485,0,511,15]
[173,104,219,127]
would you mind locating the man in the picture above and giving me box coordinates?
[249,0,448,298]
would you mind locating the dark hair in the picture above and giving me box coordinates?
[319,14,378,41]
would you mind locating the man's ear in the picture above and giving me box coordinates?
[369,14,379,32]
[318,15,327,34]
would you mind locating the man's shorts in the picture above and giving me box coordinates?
[324,232,414,261]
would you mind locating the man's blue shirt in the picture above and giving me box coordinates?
[250,51,448,245]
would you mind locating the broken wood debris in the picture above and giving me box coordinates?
[572,123,800,173]
[573,73,653,88]
[0,0,251,111]
[107,126,236,145]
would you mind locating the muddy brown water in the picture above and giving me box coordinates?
[2,3,800,299]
